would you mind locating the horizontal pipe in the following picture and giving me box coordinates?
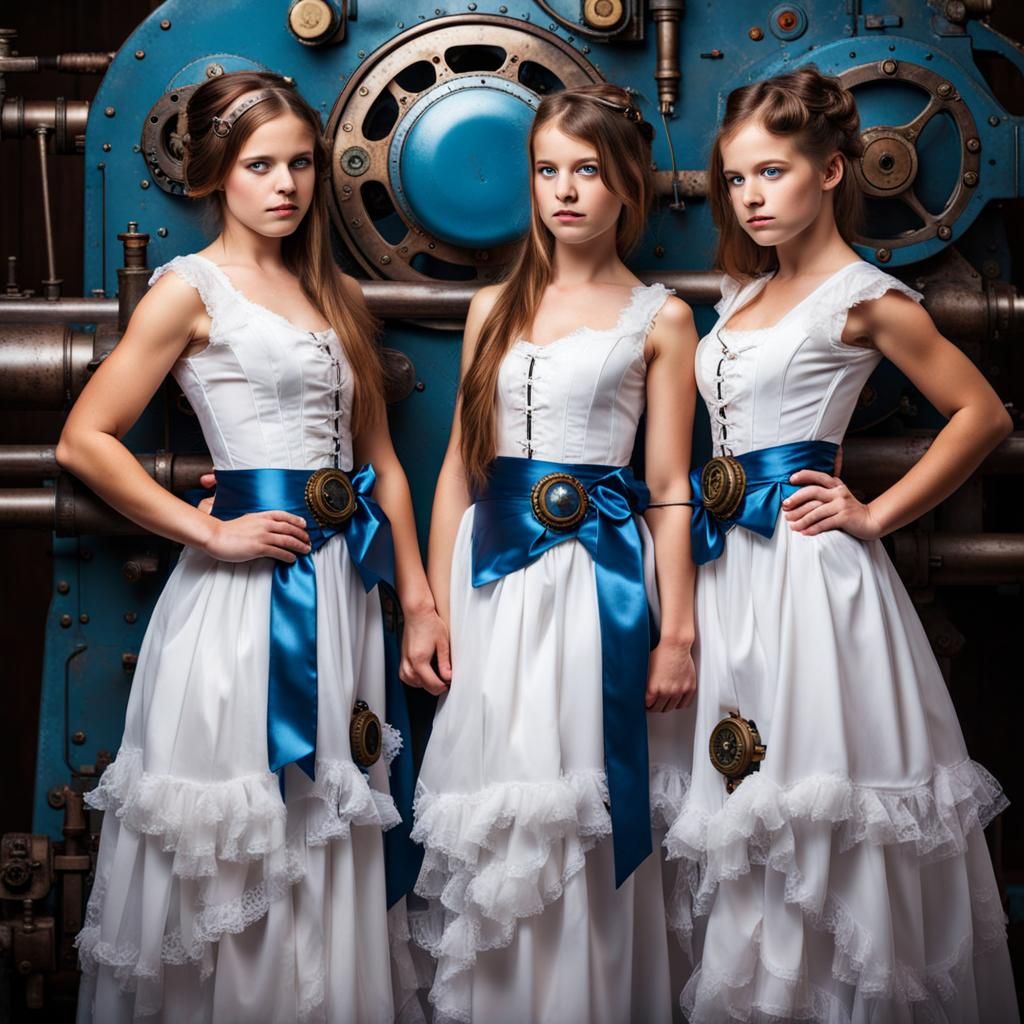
[0,276,731,324]
[0,52,113,73]
[0,449,212,489]
[843,433,1024,485]
[3,481,1022,583]
[0,98,89,151]
[1,279,1018,335]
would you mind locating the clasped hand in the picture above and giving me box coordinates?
[645,640,697,713]
[783,469,881,540]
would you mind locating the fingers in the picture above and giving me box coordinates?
[197,497,215,515]
[199,472,218,489]
[783,485,834,512]
[790,503,841,533]
[788,470,836,488]
[260,544,299,564]
[400,649,450,695]
[437,633,452,682]
[833,446,844,476]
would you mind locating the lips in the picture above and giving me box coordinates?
[746,216,774,225]
[269,204,298,213]
[554,210,584,220]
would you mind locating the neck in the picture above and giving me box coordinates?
[771,202,855,278]
[548,224,624,287]
[217,215,287,269]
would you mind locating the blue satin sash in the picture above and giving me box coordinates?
[471,456,653,887]
[690,440,839,564]
[210,466,420,905]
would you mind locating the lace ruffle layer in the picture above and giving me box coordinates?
[666,759,1010,1022]
[410,764,691,1023]
[78,746,400,1016]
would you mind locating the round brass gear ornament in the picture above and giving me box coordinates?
[350,700,383,767]
[709,711,766,793]
[700,455,746,520]
[530,473,589,531]
[304,468,357,528]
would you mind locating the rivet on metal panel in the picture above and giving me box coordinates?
[101,143,111,152]
[71,731,86,745]
[78,613,89,624]
[157,227,168,237]
[876,247,891,262]
[124,611,138,624]
[749,27,764,40]
[56,581,69,595]
[59,614,72,628]
[140,180,150,190]
[160,19,171,30]
[104,107,115,118]
[134,50,145,60]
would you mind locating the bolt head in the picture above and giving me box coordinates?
[160,19,171,29]
[59,614,72,628]
[104,107,115,118]
[134,50,145,60]
[937,224,952,240]
[748,26,764,40]
[876,247,892,262]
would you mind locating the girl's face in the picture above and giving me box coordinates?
[532,122,623,247]
[719,120,841,247]
[221,108,317,238]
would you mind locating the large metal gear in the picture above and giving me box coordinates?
[839,60,981,261]
[325,16,601,283]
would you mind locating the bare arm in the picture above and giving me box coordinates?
[642,296,699,711]
[56,271,309,561]
[426,286,501,631]
[344,276,450,694]
[785,291,1012,538]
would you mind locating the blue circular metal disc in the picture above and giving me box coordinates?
[390,77,538,249]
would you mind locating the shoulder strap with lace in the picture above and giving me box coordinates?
[819,262,924,349]
[148,254,243,338]
[631,282,675,343]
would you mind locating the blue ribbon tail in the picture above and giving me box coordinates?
[268,554,319,780]
[591,516,653,886]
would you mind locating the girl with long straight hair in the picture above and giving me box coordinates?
[665,65,1019,1022]
[58,70,447,1022]
[413,83,699,1023]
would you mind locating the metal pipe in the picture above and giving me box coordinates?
[0,447,213,489]
[0,323,95,409]
[1,279,1020,337]
[650,0,684,115]
[0,98,89,152]
[34,126,60,299]
[0,52,114,74]
[843,433,1024,486]
[892,531,1024,586]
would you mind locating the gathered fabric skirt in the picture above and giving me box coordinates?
[665,523,1019,1023]
[76,542,422,1023]
[411,506,697,1023]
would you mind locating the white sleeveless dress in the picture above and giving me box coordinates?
[412,284,696,1024]
[76,254,421,1024]
[666,261,1019,1023]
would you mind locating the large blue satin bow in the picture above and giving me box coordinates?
[690,440,839,564]
[211,466,420,906]
[472,456,653,888]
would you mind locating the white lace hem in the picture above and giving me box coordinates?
[665,759,1009,1016]
[78,746,400,1011]
[411,764,691,1023]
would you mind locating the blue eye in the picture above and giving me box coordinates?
[727,174,744,186]
[538,166,556,178]
[291,157,312,169]
[247,161,268,172]
[578,164,599,176]
[762,166,782,178]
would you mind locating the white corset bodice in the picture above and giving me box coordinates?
[697,261,923,457]
[151,253,354,471]
[494,284,671,466]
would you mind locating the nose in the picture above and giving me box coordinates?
[741,180,763,207]
[274,168,296,195]
[555,171,577,203]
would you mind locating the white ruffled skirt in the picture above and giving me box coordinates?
[75,542,421,1023]
[666,523,1019,1023]
[412,506,696,1024]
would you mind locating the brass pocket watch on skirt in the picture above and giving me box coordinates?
[350,700,383,767]
[709,710,766,793]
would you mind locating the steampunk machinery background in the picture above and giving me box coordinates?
[1,0,1023,1015]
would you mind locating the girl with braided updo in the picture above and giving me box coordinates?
[59,70,447,1022]
[665,65,1019,1022]
[412,83,699,1022]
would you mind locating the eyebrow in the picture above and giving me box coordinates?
[722,158,792,174]
[240,151,314,162]
[533,156,600,166]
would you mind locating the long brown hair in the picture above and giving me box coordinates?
[708,65,864,280]
[182,71,383,435]
[459,83,654,488]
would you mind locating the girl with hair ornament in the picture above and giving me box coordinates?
[58,71,447,1023]
[665,65,1019,1022]
[411,83,700,1023]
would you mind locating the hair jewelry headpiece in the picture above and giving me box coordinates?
[587,94,654,141]
[211,90,275,137]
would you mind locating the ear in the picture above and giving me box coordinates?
[822,152,844,192]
